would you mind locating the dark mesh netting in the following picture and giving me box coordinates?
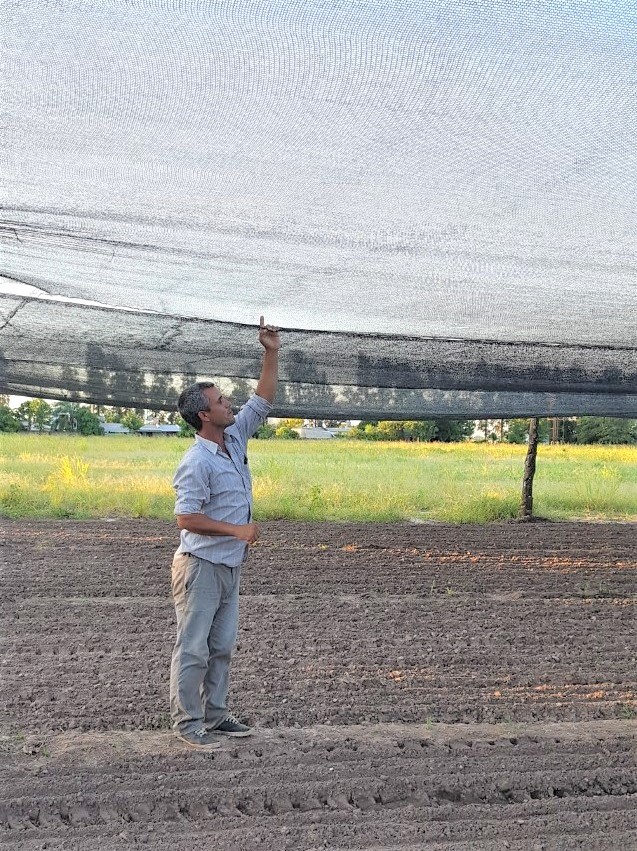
[2,1,636,416]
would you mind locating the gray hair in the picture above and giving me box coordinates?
[177,382,216,431]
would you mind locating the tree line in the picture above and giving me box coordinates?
[1,397,636,444]
[254,417,637,444]
[0,398,183,435]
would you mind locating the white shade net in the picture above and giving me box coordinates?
[2,0,636,415]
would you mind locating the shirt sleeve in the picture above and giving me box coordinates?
[231,394,274,444]
[173,453,211,515]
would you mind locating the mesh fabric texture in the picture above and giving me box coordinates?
[2,0,636,416]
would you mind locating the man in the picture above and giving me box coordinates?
[170,316,281,751]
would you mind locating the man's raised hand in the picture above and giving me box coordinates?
[258,316,281,351]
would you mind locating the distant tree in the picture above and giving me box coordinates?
[104,406,152,426]
[506,419,528,444]
[546,417,579,444]
[575,417,637,445]
[0,394,10,406]
[177,415,195,437]
[33,399,52,431]
[506,418,550,444]
[376,421,404,440]
[254,423,275,439]
[51,402,76,431]
[22,399,52,432]
[17,400,34,430]
[402,420,438,441]
[155,410,179,425]
[271,418,302,439]
[0,404,21,432]
[346,421,387,440]
[103,407,125,423]
[121,411,144,432]
[347,419,471,442]
[274,425,299,439]
[52,402,102,435]
[74,407,103,435]
[562,419,578,443]
[360,423,381,440]
[433,420,473,442]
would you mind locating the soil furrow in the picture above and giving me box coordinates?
[1,520,635,849]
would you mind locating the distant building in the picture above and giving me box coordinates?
[295,426,334,439]
[101,422,130,435]
[138,424,181,437]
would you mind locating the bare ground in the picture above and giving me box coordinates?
[1,519,635,850]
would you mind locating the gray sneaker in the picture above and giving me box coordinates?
[174,727,222,751]
[207,713,252,737]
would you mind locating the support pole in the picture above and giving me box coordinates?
[519,417,539,520]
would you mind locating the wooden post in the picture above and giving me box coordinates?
[519,417,539,520]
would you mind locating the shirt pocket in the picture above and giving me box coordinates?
[183,556,201,594]
[172,553,200,601]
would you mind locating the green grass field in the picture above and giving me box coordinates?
[1,433,636,522]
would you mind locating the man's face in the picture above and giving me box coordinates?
[199,386,235,429]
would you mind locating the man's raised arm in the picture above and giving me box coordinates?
[255,315,281,403]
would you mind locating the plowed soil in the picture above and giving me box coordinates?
[1,520,636,850]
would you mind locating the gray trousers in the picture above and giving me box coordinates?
[169,552,241,734]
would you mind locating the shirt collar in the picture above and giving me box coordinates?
[195,432,233,456]
[196,433,220,455]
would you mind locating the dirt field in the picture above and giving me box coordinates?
[1,519,636,850]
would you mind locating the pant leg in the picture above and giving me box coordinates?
[202,565,241,727]
[170,553,223,734]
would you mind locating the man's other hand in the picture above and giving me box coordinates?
[235,522,260,544]
[259,316,281,351]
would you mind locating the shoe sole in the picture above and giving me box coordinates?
[174,735,221,751]
[213,729,252,737]
[204,723,253,737]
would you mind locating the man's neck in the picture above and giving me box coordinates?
[198,425,226,449]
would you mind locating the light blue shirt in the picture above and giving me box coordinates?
[173,394,272,567]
